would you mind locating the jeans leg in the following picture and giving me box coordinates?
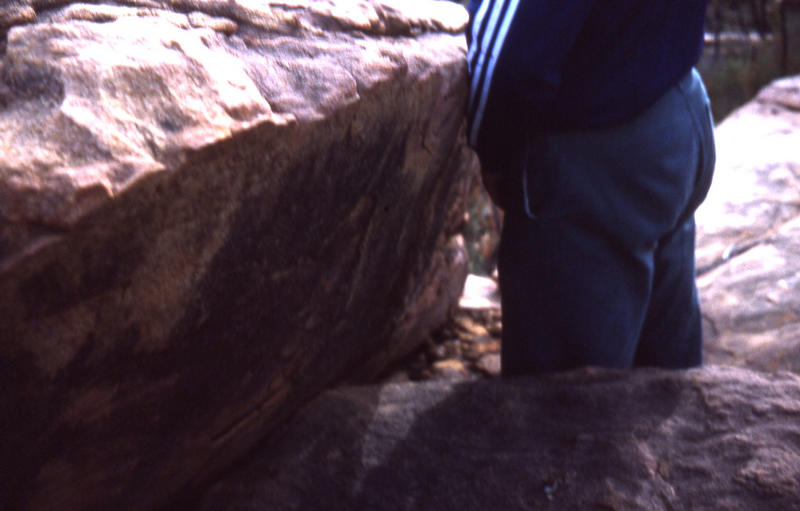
[634,217,703,368]
[499,69,714,376]
[499,212,653,376]
[632,70,714,368]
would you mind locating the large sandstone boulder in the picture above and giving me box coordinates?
[697,74,800,372]
[0,1,475,510]
[196,366,800,510]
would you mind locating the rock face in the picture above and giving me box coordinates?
[0,1,475,510]
[196,366,800,510]
[696,74,800,373]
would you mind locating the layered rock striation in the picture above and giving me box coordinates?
[0,1,475,510]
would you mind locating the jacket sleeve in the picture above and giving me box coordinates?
[466,0,597,173]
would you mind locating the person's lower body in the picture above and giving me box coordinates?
[498,69,716,376]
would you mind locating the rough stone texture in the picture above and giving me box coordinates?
[696,74,800,372]
[195,366,800,511]
[0,1,476,510]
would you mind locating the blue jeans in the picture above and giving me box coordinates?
[499,69,716,376]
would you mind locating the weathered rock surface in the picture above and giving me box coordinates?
[696,74,800,372]
[196,365,800,510]
[0,1,475,510]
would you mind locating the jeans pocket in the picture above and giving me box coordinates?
[521,134,553,220]
[521,139,537,219]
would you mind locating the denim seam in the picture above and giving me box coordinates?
[676,75,704,144]
[674,71,713,227]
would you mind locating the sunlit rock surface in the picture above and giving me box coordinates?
[0,1,475,509]
[696,74,800,372]
[196,366,800,511]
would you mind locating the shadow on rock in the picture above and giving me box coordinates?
[194,366,800,510]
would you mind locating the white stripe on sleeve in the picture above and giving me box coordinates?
[468,0,506,110]
[467,0,493,67]
[469,0,521,147]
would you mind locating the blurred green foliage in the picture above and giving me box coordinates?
[463,182,501,276]
[701,3,800,120]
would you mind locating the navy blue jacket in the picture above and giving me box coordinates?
[467,0,709,170]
